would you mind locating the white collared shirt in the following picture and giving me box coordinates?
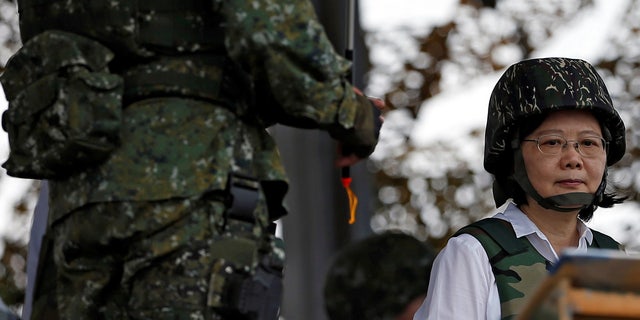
[413,202,594,320]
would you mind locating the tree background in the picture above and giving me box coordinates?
[366,0,640,253]
[1,0,640,319]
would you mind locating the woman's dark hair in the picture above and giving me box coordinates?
[494,113,546,207]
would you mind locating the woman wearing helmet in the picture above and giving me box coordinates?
[413,57,627,320]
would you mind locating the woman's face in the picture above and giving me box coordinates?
[521,110,607,202]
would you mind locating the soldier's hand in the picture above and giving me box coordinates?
[335,90,385,167]
[333,87,386,167]
[335,147,361,167]
[353,86,385,136]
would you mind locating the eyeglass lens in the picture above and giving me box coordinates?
[535,134,605,156]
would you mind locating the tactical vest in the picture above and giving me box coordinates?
[3,0,266,181]
[15,0,250,109]
[18,0,225,57]
[455,218,620,320]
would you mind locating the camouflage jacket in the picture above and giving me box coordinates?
[4,0,377,223]
[457,217,620,319]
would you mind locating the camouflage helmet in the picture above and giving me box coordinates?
[484,57,626,176]
[323,232,436,320]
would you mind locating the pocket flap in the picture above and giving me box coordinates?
[1,30,115,100]
[8,74,59,125]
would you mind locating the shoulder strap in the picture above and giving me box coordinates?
[590,228,621,249]
[455,218,528,255]
[456,218,549,320]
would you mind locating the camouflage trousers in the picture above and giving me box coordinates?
[31,193,283,320]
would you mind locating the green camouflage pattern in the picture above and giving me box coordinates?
[49,195,230,319]
[6,0,379,224]
[1,31,115,98]
[16,0,224,57]
[47,97,283,226]
[459,218,622,320]
[5,0,379,318]
[459,220,548,320]
[323,232,436,320]
[34,195,283,320]
[484,57,626,176]
[1,31,123,179]
[219,0,378,156]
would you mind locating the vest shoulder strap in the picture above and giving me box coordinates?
[455,218,528,256]
[455,218,549,320]
[590,228,621,249]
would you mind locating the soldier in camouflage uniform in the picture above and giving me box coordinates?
[413,57,627,320]
[0,1,382,319]
[323,232,436,320]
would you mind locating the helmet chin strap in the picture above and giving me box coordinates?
[512,149,594,212]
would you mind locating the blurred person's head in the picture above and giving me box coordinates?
[324,232,436,320]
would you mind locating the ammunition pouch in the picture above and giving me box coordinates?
[0,30,123,179]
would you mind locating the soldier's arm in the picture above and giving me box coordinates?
[219,0,381,158]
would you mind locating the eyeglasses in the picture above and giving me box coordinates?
[522,134,608,157]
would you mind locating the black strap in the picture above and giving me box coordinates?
[226,173,260,224]
[225,173,290,227]
[122,55,228,104]
[512,149,592,212]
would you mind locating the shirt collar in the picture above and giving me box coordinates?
[496,201,594,245]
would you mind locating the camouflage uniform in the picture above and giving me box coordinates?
[1,1,378,319]
[323,232,436,320]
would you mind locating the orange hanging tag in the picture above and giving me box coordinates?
[341,177,358,224]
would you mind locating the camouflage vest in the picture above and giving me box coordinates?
[15,0,248,108]
[17,0,224,57]
[456,218,619,320]
[3,0,256,179]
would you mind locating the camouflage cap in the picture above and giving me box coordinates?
[323,232,436,320]
[484,57,626,176]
